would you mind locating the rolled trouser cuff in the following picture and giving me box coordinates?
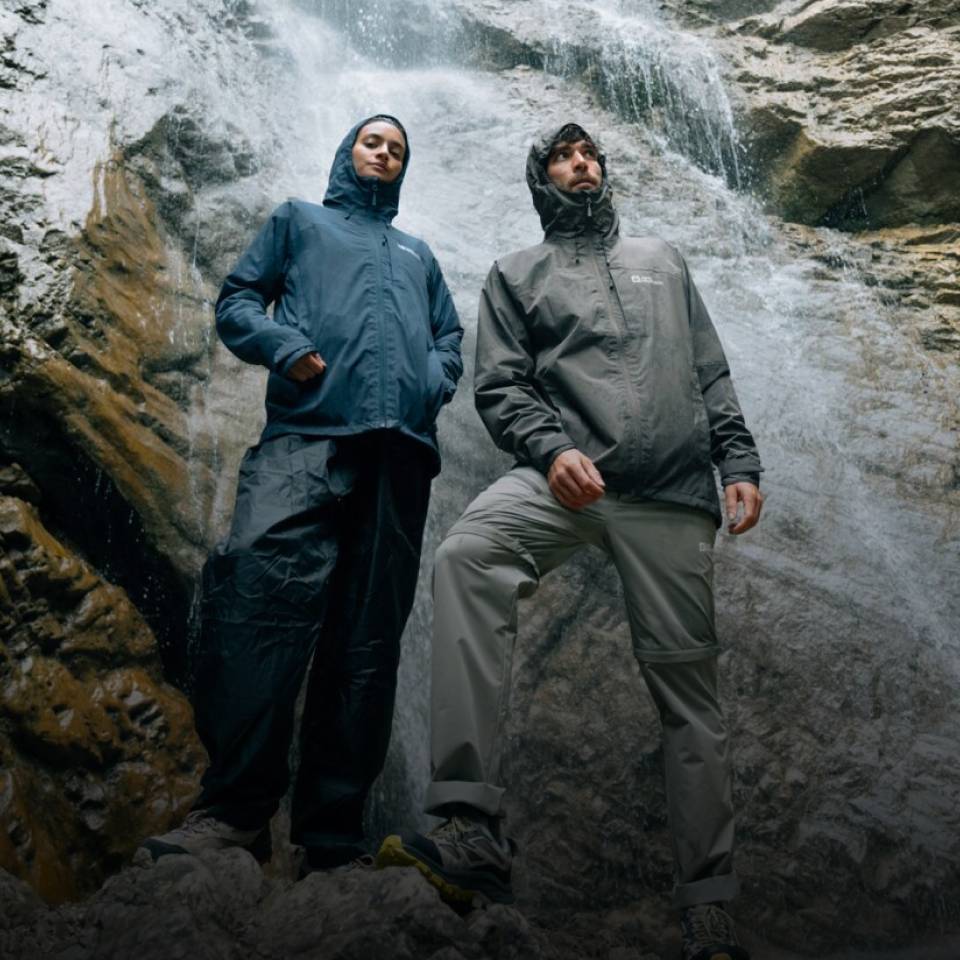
[425,780,506,818]
[633,644,719,664]
[673,871,740,908]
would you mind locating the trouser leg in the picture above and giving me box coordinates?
[426,467,591,818]
[603,498,737,906]
[192,436,352,829]
[640,657,738,907]
[290,433,432,858]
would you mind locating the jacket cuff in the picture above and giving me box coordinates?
[532,436,577,476]
[719,455,764,481]
[275,342,317,377]
[721,473,761,489]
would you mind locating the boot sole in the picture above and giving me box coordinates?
[375,834,514,906]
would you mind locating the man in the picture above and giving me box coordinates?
[140,116,463,873]
[377,123,761,960]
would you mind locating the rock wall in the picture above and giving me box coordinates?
[0,0,263,901]
[0,493,203,902]
[718,0,960,228]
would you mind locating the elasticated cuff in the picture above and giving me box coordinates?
[532,436,577,476]
[275,342,317,377]
[721,473,760,488]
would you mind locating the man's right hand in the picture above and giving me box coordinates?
[547,449,605,510]
[287,352,326,382]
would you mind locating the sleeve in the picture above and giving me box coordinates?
[427,255,464,402]
[214,201,317,376]
[474,261,576,474]
[683,258,764,487]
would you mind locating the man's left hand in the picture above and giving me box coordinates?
[724,482,763,534]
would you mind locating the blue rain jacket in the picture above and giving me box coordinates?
[215,119,463,472]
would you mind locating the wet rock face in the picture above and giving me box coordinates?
[387,0,960,230]
[0,495,203,903]
[719,0,960,227]
[0,0,294,907]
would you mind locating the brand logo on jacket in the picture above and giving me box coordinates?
[397,243,423,263]
[631,274,663,286]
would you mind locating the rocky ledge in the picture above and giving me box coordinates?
[0,852,554,960]
[716,0,960,227]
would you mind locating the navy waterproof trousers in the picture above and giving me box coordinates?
[191,430,431,864]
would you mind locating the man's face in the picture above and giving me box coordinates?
[546,138,602,192]
[352,121,406,183]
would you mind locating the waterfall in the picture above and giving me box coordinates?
[216,1,960,923]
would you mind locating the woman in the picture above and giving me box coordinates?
[140,115,463,873]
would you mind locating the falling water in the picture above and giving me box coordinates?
[191,6,960,946]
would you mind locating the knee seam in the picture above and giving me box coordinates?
[439,524,541,580]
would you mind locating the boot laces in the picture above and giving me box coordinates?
[687,904,735,943]
[432,815,486,842]
[177,810,221,835]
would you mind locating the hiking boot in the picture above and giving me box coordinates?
[376,814,514,905]
[138,810,272,862]
[679,903,750,960]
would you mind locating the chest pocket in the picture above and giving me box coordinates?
[529,263,618,350]
[614,265,688,339]
[391,241,430,329]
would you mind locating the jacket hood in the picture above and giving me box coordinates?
[323,115,409,221]
[526,123,618,239]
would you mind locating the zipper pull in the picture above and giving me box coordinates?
[587,197,593,219]
[372,181,378,208]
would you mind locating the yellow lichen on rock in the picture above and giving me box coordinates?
[0,495,204,903]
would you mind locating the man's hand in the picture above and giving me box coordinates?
[287,352,326,382]
[724,482,763,534]
[548,449,605,510]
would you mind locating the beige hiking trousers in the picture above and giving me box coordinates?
[425,466,738,907]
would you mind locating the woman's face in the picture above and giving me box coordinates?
[352,121,406,183]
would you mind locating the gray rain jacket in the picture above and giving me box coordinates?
[475,126,763,526]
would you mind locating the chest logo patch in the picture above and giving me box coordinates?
[631,274,663,286]
[397,243,423,263]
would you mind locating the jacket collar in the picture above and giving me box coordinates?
[526,123,619,240]
[323,116,408,222]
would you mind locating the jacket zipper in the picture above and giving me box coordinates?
[594,237,644,468]
[370,184,387,426]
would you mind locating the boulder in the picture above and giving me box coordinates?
[720,0,960,226]
[0,852,547,960]
[0,495,204,903]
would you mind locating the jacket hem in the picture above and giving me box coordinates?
[259,420,442,474]
[604,487,722,528]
